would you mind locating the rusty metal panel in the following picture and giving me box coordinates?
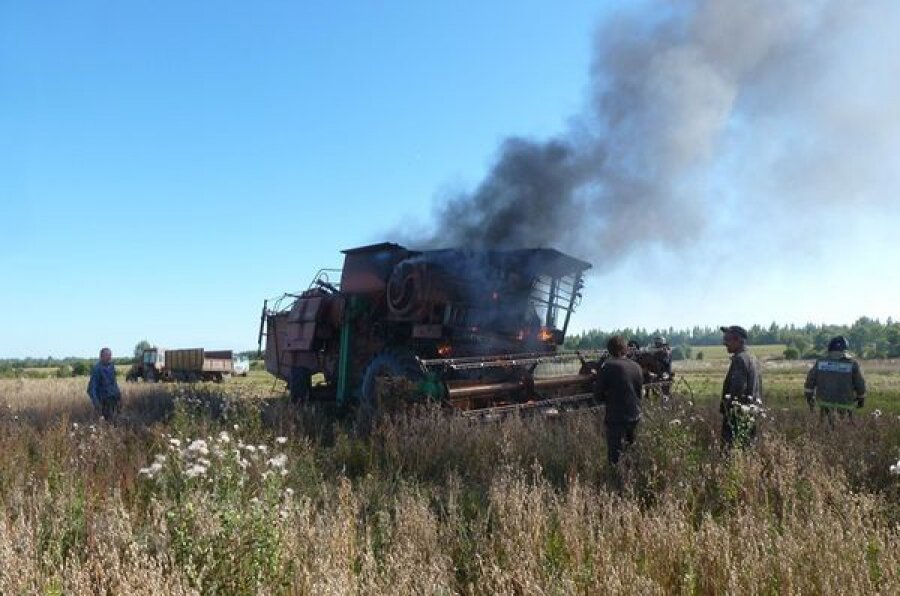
[340,243,410,294]
[289,296,323,322]
[286,322,317,351]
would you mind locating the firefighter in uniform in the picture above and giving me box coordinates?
[720,326,762,448]
[804,336,866,427]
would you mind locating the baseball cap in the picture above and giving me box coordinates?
[720,325,748,339]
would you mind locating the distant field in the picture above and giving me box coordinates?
[686,343,787,361]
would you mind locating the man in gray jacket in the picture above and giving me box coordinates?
[87,347,121,420]
[804,335,866,428]
[720,325,763,448]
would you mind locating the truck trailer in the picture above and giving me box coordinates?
[126,348,234,383]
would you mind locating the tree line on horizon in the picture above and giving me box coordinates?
[2,316,899,377]
[565,316,900,360]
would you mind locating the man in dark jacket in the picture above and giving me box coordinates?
[87,347,121,420]
[804,335,866,428]
[652,336,674,397]
[595,335,644,464]
[720,325,763,448]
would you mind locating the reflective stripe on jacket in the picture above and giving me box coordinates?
[804,351,865,408]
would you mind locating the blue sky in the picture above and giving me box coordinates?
[2,1,898,358]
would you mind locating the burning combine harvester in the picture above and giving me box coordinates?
[259,242,672,423]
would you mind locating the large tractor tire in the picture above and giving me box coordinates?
[357,349,426,432]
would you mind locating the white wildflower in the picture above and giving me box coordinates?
[669,419,682,426]
[187,439,209,456]
[233,424,240,431]
[169,438,182,448]
[267,454,288,469]
[154,453,167,464]
[284,488,294,498]
[275,436,288,445]
[257,445,269,454]
[249,497,260,505]
[218,431,231,444]
[139,461,164,478]
[186,464,208,478]
[873,409,882,418]
[890,461,900,475]
[243,445,256,453]
[197,458,211,467]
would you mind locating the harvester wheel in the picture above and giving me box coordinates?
[357,349,426,431]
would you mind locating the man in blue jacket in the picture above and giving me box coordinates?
[87,347,121,420]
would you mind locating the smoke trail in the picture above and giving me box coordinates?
[416,0,900,265]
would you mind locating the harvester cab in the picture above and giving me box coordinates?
[259,242,596,422]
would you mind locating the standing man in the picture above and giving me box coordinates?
[595,335,644,465]
[652,336,674,397]
[720,326,762,448]
[804,336,866,428]
[87,347,121,420]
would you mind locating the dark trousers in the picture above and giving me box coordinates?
[819,406,854,429]
[606,421,638,465]
[98,396,120,420]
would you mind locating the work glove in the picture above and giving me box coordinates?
[856,397,865,409]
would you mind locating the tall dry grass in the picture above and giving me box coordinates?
[0,379,898,594]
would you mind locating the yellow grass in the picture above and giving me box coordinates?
[0,375,898,594]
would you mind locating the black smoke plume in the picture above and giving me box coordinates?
[413,0,900,266]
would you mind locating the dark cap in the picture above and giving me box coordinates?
[827,336,849,352]
[720,325,748,339]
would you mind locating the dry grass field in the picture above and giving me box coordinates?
[0,361,898,594]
